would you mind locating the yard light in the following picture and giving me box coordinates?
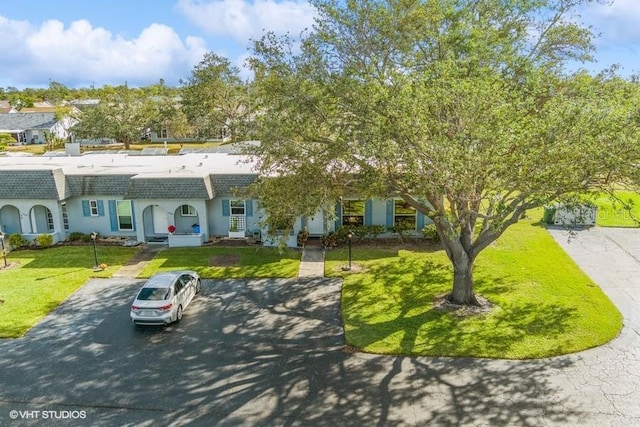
[90,231,99,270]
[342,232,353,271]
[0,232,6,268]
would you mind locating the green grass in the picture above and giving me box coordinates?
[327,220,622,359]
[592,191,640,227]
[0,246,140,338]
[138,246,301,278]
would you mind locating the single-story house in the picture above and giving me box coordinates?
[0,150,432,248]
[0,112,77,144]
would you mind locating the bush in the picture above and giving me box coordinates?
[8,233,29,249]
[35,234,54,248]
[69,232,93,242]
[421,224,440,242]
[366,225,386,240]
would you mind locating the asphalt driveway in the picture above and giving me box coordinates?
[1,227,640,426]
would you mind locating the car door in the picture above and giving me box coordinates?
[173,279,184,312]
[181,274,195,307]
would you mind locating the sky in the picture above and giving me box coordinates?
[0,0,638,90]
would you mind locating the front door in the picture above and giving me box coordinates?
[152,205,169,234]
[306,210,325,236]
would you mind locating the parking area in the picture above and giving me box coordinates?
[0,277,347,426]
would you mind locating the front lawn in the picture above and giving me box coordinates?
[592,191,640,227]
[327,220,622,359]
[138,246,301,278]
[0,246,140,338]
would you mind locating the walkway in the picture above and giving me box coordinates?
[112,244,164,278]
[298,247,325,277]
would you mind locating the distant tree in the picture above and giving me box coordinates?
[180,52,250,141]
[0,133,14,150]
[248,0,640,306]
[46,81,71,104]
[72,92,157,149]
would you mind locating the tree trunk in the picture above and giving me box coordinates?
[442,237,480,306]
[448,257,480,306]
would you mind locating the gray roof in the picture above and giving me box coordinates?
[0,169,67,199]
[211,174,257,195]
[66,174,135,197]
[0,113,58,131]
[126,176,216,199]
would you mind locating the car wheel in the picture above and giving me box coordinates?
[176,305,183,323]
[196,279,201,294]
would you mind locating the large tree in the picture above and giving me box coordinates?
[72,90,157,149]
[248,0,640,305]
[180,52,251,142]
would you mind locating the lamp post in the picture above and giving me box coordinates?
[0,232,6,268]
[90,231,99,270]
[342,232,353,271]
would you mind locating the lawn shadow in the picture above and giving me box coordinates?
[343,256,582,358]
[0,277,580,425]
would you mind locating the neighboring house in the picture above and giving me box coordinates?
[0,113,77,144]
[0,151,432,248]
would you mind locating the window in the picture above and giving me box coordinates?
[46,209,54,232]
[342,200,365,226]
[181,204,196,216]
[117,200,133,230]
[156,127,168,139]
[230,200,245,215]
[89,200,99,216]
[394,200,416,230]
[61,202,69,230]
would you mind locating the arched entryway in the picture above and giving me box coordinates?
[0,205,22,234]
[29,205,54,234]
[173,204,200,234]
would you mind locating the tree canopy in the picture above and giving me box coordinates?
[72,91,157,149]
[248,0,640,305]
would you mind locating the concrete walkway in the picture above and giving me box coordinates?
[298,246,325,277]
[112,244,164,278]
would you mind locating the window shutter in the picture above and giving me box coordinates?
[222,199,230,216]
[386,199,394,228]
[97,200,105,217]
[417,212,426,231]
[364,200,373,226]
[108,200,118,231]
[334,201,342,230]
[245,199,253,217]
[82,200,90,217]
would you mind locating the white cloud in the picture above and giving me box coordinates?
[581,0,640,42]
[0,16,208,88]
[176,0,316,43]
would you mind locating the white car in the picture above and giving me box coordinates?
[130,271,201,326]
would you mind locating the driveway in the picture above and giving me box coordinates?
[1,228,640,426]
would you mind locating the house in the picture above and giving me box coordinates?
[0,150,432,248]
[0,112,77,144]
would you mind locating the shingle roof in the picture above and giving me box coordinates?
[65,174,135,197]
[126,176,216,199]
[210,174,257,195]
[0,113,58,131]
[0,169,67,199]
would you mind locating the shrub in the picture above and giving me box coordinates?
[69,232,92,242]
[366,225,386,240]
[322,231,339,248]
[421,224,440,242]
[35,234,54,248]
[8,233,28,249]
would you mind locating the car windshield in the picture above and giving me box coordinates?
[136,287,170,301]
